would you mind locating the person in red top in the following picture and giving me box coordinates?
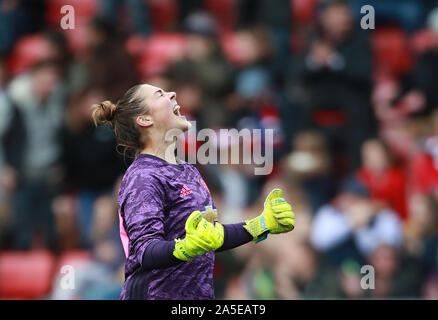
[410,150,438,194]
[409,111,438,194]
[356,138,408,220]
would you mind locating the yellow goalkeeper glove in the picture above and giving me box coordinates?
[243,189,295,243]
[173,210,224,261]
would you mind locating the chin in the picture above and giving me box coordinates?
[177,117,191,132]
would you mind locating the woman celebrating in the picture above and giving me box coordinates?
[92,84,295,300]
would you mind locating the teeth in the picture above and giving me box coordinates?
[173,105,180,115]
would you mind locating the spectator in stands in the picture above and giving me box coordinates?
[409,7,438,117]
[51,193,80,251]
[404,193,438,274]
[225,35,291,160]
[0,0,45,55]
[166,11,234,128]
[51,181,124,300]
[356,138,408,220]
[367,244,422,298]
[236,0,292,80]
[371,73,426,162]
[50,256,123,300]
[272,240,319,299]
[310,177,403,267]
[409,110,438,194]
[0,60,67,250]
[348,0,426,33]
[336,259,366,298]
[40,31,89,95]
[59,86,124,248]
[98,0,151,36]
[295,0,376,170]
[282,130,335,213]
[423,274,438,299]
[83,18,139,102]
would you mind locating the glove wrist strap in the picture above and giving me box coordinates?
[173,238,193,261]
[243,216,270,243]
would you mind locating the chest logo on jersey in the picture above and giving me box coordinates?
[179,184,193,198]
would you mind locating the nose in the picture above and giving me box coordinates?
[168,91,176,100]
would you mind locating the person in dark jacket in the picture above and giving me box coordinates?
[59,86,125,248]
[293,0,376,171]
[0,60,66,250]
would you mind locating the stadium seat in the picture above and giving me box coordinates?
[126,33,186,79]
[7,34,51,76]
[205,0,237,32]
[290,0,317,24]
[146,0,179,32]
[0,251,56,299]
[312,110,348,127]
[125,35,145,57]
[371,27,413,78]
[46,0,98,28]
[45,0,99,55]
[55,250,93,273]
[62,22,90,55]
[291,0,318,25]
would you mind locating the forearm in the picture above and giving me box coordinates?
[141,240,181,270]
[216,223,253,252]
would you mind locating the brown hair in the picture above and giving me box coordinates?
[92,85,148,158]
[362,137,399,166]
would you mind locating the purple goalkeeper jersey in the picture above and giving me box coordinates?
[118,154,216,300]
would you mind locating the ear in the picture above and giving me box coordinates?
[136,115,153,127]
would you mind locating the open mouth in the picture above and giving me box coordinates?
[173,104,182,117]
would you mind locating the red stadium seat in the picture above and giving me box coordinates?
[63,22,90,55]
[55,250,93,273]
[126,35,145,57]
[127,33,186,79]
[312,110,348,127]
[46,0,98,28]
[7,34,52,76]
[371,27,413,78]
[0,251,56,299]
[204,0,237,32]
[291,0,318,25]
[146,0,179,32]
[220,32,247,66]
[45,0,98,55]
[410,29,435,56]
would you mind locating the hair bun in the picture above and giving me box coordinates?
[92,100,116,125]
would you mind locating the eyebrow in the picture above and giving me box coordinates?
[154,89,164,95]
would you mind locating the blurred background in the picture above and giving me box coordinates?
[1,0,438,300]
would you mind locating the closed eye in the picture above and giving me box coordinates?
[155,89,165,97]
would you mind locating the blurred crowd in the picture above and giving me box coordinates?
[1,0,438,300]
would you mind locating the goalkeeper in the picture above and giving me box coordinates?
[92,84,295,300]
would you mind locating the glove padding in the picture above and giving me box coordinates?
[243,189,295,242]
[173,210,224,261]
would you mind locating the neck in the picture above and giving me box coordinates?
[140,133,178,165]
